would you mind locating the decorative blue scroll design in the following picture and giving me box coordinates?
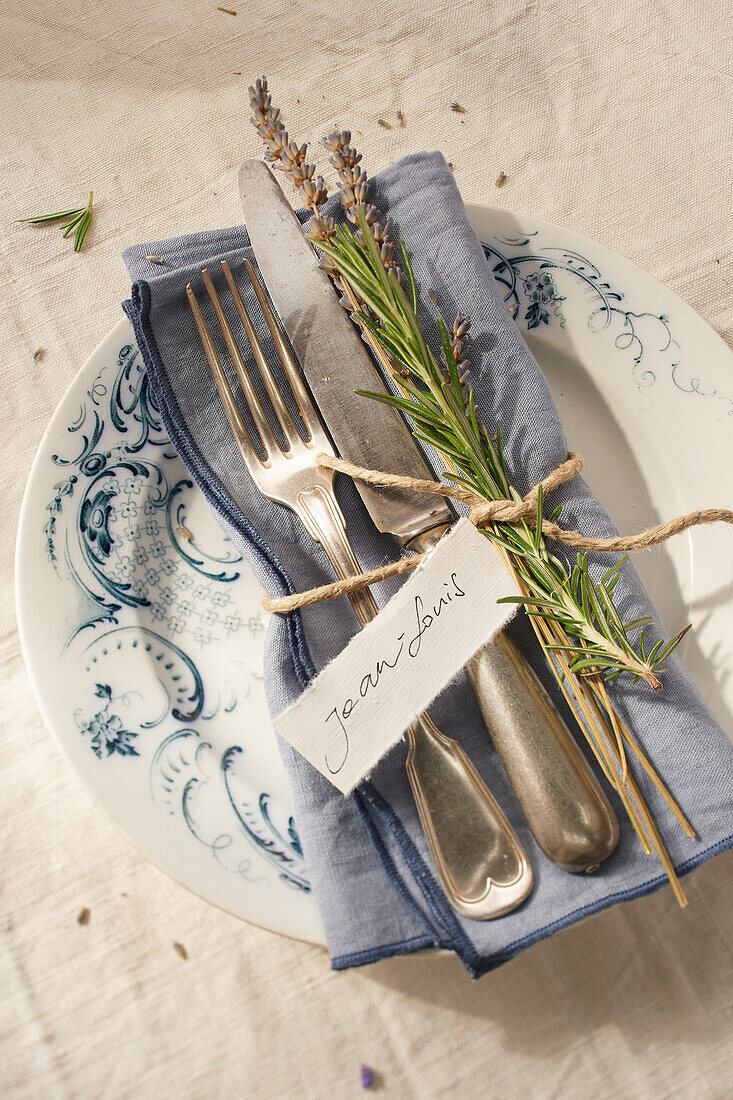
[485,236,676,388]
[222,747,310,891]
[485,234,733,414]
[148,731,310,891]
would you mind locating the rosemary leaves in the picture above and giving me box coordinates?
[19,191,95,252]
[317,212,689,687]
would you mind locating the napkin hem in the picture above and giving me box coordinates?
[331,933,439,970]
[333,833,733,978]
[124,282,316,693]
[469,834,733,977]
[359,782,484,960]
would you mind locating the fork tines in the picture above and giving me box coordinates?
[186,259,317,463]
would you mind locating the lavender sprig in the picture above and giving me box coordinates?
[249,77,329,217]
[444,312,472,411]
[245,78,692,899]
[247,80,405,307]
[319,130,403,289]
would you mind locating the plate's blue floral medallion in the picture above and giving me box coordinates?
[45,343,247,644]
[519,269,565,330]
[79,684,140,758]
[17,207,733,945]
[482,231,733,414]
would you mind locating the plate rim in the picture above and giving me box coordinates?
[15,204,733,942]
[14,313,327,945]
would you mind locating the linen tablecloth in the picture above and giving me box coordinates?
[2,1,732,1096]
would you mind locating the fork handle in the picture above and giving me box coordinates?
[405,713,533,918]
[295,485,533,920]
[296,485,380,623]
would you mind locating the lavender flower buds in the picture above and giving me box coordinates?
[346,202,379,226]
[280,141,308,170]
[290,162,316,187]
[448,313,472,403]
[249,77,286,147]
[264,130,289,162]
[301,176,329,208]
[317,252,338,275]
[451,312,471,372]
[371,222,392,244]
[249,76,330,218]
[307,214,336,243]
[321,130,353,153]
[339,165,368,189]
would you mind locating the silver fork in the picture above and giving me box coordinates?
[186,258,534,920]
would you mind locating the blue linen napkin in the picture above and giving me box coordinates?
[123,152,733,977]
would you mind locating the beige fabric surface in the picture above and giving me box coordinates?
[2,1,732,1096]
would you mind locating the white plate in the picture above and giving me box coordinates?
[16,208,733,946]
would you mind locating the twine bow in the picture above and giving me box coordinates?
[262,451,733,614]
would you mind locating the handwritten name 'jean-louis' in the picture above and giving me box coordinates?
[324,572,467,774]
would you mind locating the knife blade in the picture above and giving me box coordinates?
[239,159,451,547]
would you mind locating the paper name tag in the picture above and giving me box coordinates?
[274,519,517,794]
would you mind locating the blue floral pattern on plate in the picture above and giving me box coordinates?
[45,341,309,893]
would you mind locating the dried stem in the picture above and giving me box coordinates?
[248,77,693,903]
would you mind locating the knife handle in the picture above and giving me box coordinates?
[409,529,619,872]
[466,633,619,872]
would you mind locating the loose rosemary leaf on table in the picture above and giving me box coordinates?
[18,190,94,252]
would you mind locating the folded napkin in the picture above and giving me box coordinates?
[123,152,733,977]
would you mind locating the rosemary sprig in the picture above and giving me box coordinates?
[316,211,688,688]
[18,206,84,224]
[18,190,94,252]
[315,211,693,902]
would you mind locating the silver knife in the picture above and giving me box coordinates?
[240,159,619,873]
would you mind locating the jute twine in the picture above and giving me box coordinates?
[263,451,733,614]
